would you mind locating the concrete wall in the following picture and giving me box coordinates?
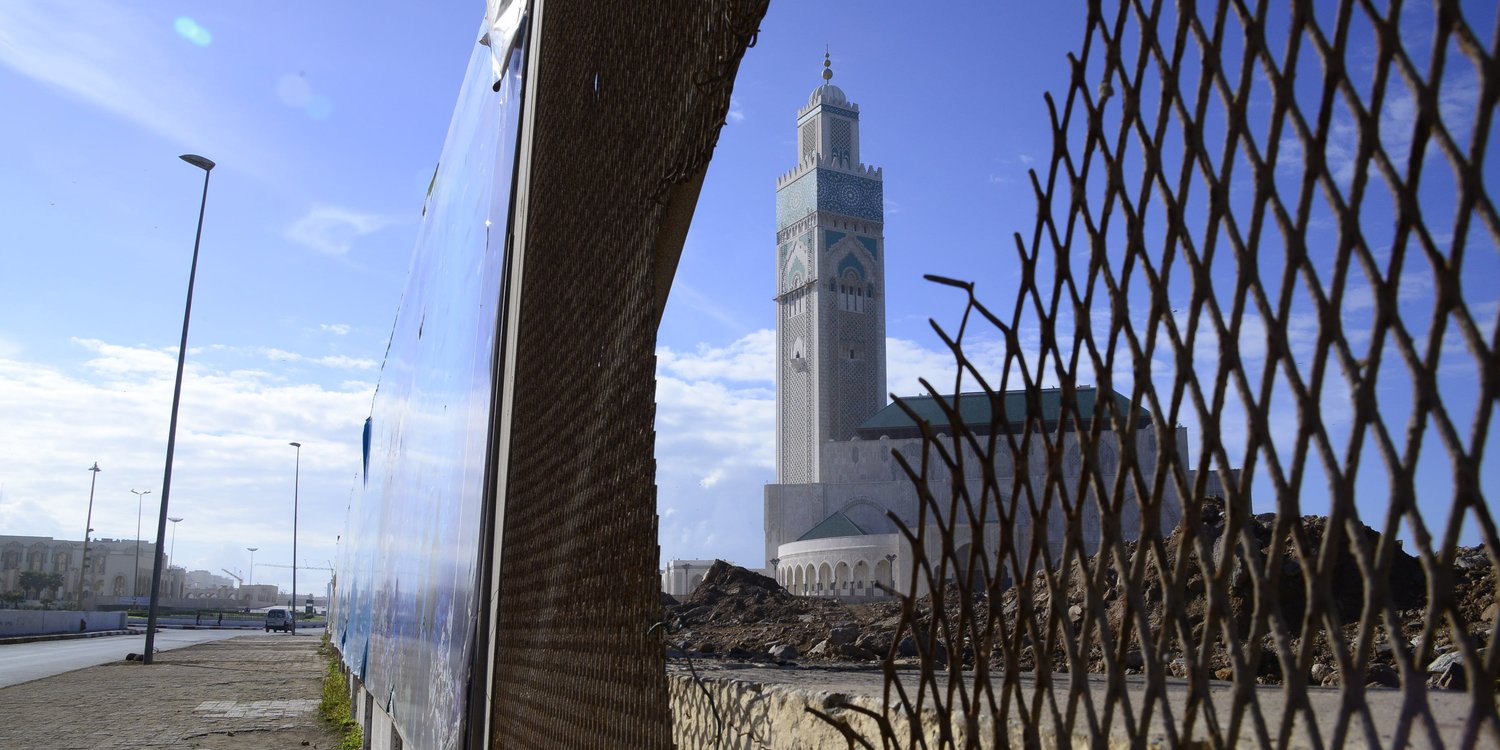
[668,671,986,748]
[0,609,126,637]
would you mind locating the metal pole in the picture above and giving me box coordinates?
[131,489,150,598]
[247,547,257,587]
[168,517,183,563]
[145,155,213,664]
[76,463,101,610]
[289,441,301,633]
[166,517,183,599]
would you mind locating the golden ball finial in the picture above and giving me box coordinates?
[822,49,833,82]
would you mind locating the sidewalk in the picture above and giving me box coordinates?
[0,633,342,750]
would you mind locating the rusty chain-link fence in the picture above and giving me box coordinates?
[824,0,1499,747]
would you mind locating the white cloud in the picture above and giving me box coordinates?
[727,97,745,124]
[657,330,773,382]
[320,323,352,336]
[286,206,397,256]
[0,338,372,592]
[255,347,375,370]
[316,355,377,370]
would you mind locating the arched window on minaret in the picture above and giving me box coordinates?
[838,269,867,313]
[787,273,806,317]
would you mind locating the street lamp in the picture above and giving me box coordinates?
[130,489,151,598]
[168,517,184,566]
[246,547,258,586]
[76,462,101,609]
[145,153,215,665]
[289,441,301,634]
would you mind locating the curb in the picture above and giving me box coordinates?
[0,629,140,646]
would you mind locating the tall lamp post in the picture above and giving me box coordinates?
[289,441,301,633]
[76,462,102,610]
[247,547,258,586]
[130,489,151,598]
[168,517,184,565]
[144,153,215,665]
[166,517,183,599]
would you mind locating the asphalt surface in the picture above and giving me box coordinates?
[0,628,247,688]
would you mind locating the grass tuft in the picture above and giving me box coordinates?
[319,633,363,750]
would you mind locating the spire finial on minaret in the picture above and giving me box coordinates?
[822,48,833,82]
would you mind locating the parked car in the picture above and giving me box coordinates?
[265,607,294,633]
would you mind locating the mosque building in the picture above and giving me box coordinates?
[664,55,1189,600]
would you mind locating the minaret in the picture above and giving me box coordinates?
[774,52,887,484]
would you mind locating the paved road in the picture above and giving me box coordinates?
[0,629,246,688]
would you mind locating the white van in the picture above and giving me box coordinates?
[265,607,294,633]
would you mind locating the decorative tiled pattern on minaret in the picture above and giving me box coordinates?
[774,54,887,484]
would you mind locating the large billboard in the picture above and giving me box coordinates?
[331,13,523,750]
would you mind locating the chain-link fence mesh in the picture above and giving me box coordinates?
[818,0,1499,746]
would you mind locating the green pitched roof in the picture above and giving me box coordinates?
[856,387,1149,437]
[796,511,868,541]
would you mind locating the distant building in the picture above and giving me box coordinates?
[0,534,183,604]
[660,559,720,597]
[186,569,235,590]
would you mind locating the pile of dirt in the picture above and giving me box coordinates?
[664,560,863,660]
[663,516,1497,688]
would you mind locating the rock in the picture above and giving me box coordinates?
[1431,662,1467,691]
[835,642,878,660]
[808,639,830,656]
[854,632,890,655]
[1427,651,1464,674]
[1123,649,1144,670]
[1168,658,1187,677]
[828,625,860,646]
[660,591,679,607]
[1483,602,1499,624]
[1310,663,1328,682]
[1214,667,1235,681]
[1068,605,1085,623]
[768,644,798,661]
[896,635,947,662]
[1366,664,1400,688]
[897,635,918,657]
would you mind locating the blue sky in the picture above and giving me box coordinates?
[1,1,1494,586]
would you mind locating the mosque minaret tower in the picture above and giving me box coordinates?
[773,52,887,485]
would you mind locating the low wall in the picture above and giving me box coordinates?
[0,609,127,637]
[667,669,987,748]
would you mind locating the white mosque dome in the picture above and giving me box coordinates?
[809,83,848,107]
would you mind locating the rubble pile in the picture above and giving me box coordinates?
[664,512,1497,690]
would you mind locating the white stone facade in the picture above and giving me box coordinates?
[765,426,1186,598]
[0,534,183,605]
[661,559,720,597]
